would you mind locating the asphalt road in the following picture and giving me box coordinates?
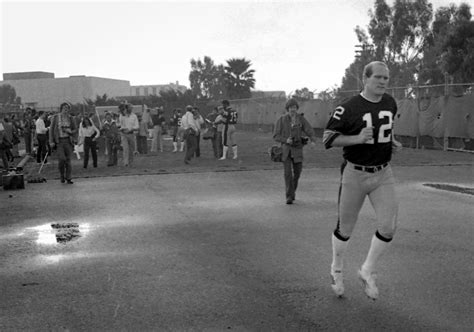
[0,164,472,331]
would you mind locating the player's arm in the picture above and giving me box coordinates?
[324,128,373,147]
[323,105,372,148]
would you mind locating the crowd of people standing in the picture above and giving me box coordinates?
[0,99,240,181]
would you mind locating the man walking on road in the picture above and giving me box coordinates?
[323,61,403,300]
[49,102,77,184]
[273,98,316,204]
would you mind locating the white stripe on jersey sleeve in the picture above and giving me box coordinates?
[323,129,341,149]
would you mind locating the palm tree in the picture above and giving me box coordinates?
[224,58,256,99]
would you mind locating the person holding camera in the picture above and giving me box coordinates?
[49,102,77,184]
[273,98,316,204]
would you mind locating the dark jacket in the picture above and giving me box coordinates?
[273,113,315,163]
[49,113,78,146]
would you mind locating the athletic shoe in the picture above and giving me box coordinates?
[358,268,379,300]
[330,269,344,297]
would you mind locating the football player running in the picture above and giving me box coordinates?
[323,61,402,300]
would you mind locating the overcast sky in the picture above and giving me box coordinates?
[1,0,470,95]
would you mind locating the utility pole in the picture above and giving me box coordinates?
[354,44,364,91]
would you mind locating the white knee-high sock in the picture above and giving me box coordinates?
[331,233,349,271]
[361,233,391,273]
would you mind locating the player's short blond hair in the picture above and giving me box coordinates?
[363,61,389,79]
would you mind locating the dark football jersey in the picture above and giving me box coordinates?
[170,114,182,127]
[324,93,397,166]
[223,107,238,125]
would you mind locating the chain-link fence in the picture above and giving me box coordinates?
[225,83,474,152]
[337,82,473,104]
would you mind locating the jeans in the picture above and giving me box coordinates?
[83,137,97,168]
[137,135,148,154]
[283,157,302,200]
[121,133,135,166]
[151,125,163,152]
[24,132,32,155]
[36,134,48,163]
[215,131,223,158]
[106,138,118,166]
[195,133,201,157]
[185,133,197,162]
[0,148,8,169]
[57,138,73,181]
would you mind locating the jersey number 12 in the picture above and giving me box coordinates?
[362,111,393,144]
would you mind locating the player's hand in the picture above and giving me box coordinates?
[392,139,403,153]
[286,137,293,144]
[358,127,373,144]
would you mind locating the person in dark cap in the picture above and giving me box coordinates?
[273,98,316,204]
[49,102,77,184]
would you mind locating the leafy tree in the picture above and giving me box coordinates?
[0,84,21,105]
[189,56,226,100]
[419,3,473,87]
[84,93,118,107]
[333,0,472,100]
[224,58,256,99]
[368,0,392,61]
[336,0,434,100]
[315,88,337,102]
[367,0,433,86]
[439,4,473,83]
[292,87,314,100]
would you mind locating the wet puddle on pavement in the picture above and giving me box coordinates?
[28,222,91,245]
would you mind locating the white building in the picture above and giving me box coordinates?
[1,72,130,110]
